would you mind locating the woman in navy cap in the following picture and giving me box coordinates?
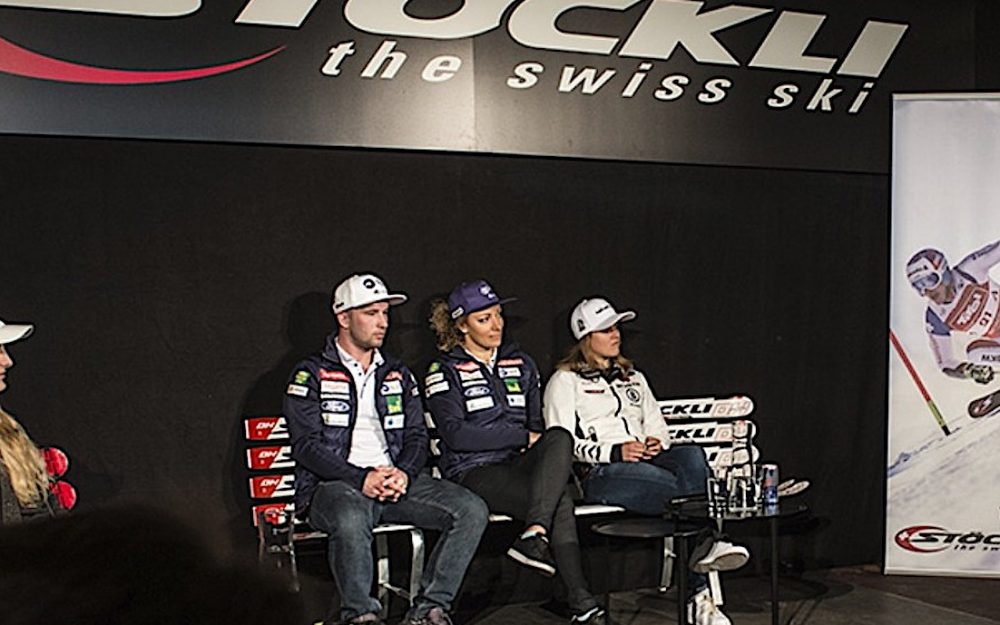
[425,280,605,625]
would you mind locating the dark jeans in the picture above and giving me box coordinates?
[458,428,598,614]
[308,470,489,622]
[583,444,711,594]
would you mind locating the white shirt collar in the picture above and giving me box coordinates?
[335,338,384,375]
[463,346,497,370]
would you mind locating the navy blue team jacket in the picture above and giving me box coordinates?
[423,343,543,480]
[283,334,428,512]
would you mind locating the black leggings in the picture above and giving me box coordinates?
[459,428,596,613]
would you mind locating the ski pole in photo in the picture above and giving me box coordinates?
[889,329,951,436]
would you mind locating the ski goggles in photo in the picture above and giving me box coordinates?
[910,272,941,294]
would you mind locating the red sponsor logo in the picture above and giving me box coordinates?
[384,371,403,381]
[244,416,288,441]
[319,369,350,381]
[945,283,990,333]
[455,361,479,372]
[246,445,294,470]
[892,525,1000,553]
[497,358,524,366]
[894,525,951,553]
[249,474,295,499]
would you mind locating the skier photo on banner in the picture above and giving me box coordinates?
[906,240,1000,418]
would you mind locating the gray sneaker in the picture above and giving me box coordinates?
[690,539,749,573]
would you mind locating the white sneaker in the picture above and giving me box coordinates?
[691,539,749,573]
[687,588,732,625]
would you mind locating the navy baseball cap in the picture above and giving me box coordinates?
[447,280,516,319]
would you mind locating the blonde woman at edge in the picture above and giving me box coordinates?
[0,317,57,524]
[543,297,749,625]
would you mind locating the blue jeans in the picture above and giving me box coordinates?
[582,445,709,515]
[583,445,711,594]
[308,470,489,622]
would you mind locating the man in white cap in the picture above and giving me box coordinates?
[283,274,488,625]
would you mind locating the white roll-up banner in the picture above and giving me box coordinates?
[887,94,1000,576]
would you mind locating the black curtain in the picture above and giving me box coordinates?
[0,135,886,565]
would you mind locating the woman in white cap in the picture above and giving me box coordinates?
[543,297,746,625]
[425,280,606,625]
[0,318,59,524]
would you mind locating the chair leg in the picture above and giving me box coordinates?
[604,589,611,625]
[376,533,391,619]
[285,524,301,593]
[408,529,425,607]
[708,570,723,606]
[287,543,301,593]
[601,533,611,625]
[659,536,675,592]
[676,533,689,625]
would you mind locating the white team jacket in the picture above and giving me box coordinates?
[543,368,672,464]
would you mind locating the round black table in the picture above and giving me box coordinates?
[591,500,808,625]
[590,517,703,625]
[668,499,809,625]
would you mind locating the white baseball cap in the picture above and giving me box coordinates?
[0,319,34,345]
[332,274,407,313]
[570,297,635,340]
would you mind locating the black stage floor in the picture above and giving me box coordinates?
[449,565,1000,625]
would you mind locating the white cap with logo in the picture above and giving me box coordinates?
[570,297,636,340]
[0,319,34,345]
[333,274,408,313]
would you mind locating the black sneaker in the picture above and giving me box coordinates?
[570,606,607,624]
[506,533,556,576]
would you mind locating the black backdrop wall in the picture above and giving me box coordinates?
[1,136,886,565]
[1,0,999,590]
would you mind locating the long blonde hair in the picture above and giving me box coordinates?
[556,337,633,374]
[0,407,49,507]
[428,299,465,352]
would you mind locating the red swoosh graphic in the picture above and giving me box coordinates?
[0,35,284,84]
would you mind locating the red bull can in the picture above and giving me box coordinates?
[761,463,779,507]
